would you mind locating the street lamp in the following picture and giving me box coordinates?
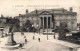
[47,25,48,40]
[32,25,35,39]
[53,28,56,39]
[37,25,39,34]
[32,25,35,35]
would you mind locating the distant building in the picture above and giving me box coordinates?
[16,7,77,33]
[0,15,7,27]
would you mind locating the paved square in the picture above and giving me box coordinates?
[0,32,80,51]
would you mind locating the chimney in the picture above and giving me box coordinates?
[26,9,28,14]
[35,9,38,14]
[1,14,4,17]
[19,14,21,17]
[70,7,73,12]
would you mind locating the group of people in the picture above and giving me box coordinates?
[20,32,41,48]
[19,32,44,49]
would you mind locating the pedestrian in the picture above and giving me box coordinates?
[54,32,55,39]
[33,36,35,39]
[20,43,22,48]
[25,38,27,43]
[38,38,40,42]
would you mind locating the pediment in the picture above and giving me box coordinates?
[39,11,52,15]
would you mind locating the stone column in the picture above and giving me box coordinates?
[47,17,48,32]
[39,17,41,28]
[50,17,52,29]
[40,17,43,29]
[43,17,44,29]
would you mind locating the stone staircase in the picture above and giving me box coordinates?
[40,29,53,35]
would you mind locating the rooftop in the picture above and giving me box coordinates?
[17,8,77,18]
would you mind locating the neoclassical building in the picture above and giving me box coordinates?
[16,7,77,33]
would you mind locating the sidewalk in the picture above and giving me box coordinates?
[49,39,80,48]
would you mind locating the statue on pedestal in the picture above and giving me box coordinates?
[1,25,20,49]
[6,25,16,46]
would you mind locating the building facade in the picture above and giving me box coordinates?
[16,7,77,33]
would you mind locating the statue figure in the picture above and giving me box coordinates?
[1,25,20,49]
[9,25,13,33]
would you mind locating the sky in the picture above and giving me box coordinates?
[0,0,80,22]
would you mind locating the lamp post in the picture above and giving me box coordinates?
[47,18,48,40]
[32,25,35,39]
[32,25,35,35]
[53,28,56,39]
[47,25,48,40]
[37,25,39,34]
[53,22,56,39]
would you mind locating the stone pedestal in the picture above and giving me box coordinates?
[1,32,20,50]
[5,33,16,46]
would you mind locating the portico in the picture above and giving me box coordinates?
[40,16,52,29]
[39,13,53,33]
